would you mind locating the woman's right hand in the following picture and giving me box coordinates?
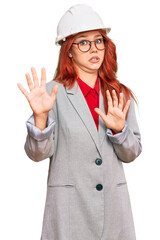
[17,67,58,118]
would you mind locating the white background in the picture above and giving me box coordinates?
[0,0,159,239]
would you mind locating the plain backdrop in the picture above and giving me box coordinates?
[0,0,159,239]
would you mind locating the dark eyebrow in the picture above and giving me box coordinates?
[75,34,102,40]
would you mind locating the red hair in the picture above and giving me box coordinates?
[54,29,136,114]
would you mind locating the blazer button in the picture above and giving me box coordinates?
[95,158,102,165]
[96,184,103,191]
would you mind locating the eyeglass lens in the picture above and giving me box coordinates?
[79,38,105,52]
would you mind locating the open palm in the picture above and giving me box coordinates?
[17,67,58,116]
[95,90,130,133]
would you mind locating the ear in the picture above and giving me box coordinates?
[68,51,72,58]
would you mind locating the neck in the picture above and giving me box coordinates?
[77,70,98,88]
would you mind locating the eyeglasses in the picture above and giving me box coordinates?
[72,38,105,52]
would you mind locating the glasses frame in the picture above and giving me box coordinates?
[72,37,106,52]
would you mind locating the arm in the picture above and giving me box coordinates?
[17,67,58,162]
[94,90,142,163]
[24,110,56,162]
[106,98,142,163]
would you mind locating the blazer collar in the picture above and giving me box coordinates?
[65,79,106,158]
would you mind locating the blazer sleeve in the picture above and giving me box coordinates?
[24,81,57,162]
[24,113,56,162]
[106,98,142,163]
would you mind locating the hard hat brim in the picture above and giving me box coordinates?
[55,27,111,46]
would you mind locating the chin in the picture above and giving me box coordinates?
[89,64,101,71]
[89,61,102,68]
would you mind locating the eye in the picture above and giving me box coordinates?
[95,38,102,44]
[79,40,88,45]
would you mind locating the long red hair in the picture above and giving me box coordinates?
[54,29,136,114]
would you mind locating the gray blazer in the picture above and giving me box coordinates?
[25,79,142,240]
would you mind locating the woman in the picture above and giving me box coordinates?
[17,4,142,240]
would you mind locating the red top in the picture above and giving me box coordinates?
[77,77,99,130]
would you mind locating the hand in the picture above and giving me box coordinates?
[94,90,131,133]
[17,67,58,117]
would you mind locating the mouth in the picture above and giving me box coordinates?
[89,56,100,63]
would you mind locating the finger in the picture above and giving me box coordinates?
[123,99,131,116]
[41,67,46,88]
[51,85,58,98]
[25,73,34,91]
[118,92,124,110]
[106,90,113,109]
[94,108,106,121]
[17,83,29,98]
[112,89,118,107]
[31,67,39,87]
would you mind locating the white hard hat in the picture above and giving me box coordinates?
[55,4,111,45]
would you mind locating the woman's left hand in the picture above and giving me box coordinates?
[94,90,131,134]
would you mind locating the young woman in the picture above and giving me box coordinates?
[17,4,142,240]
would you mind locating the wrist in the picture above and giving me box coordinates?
[34,112,49,119]
[34,112,49,130]
[112,129,122,134]
[111,125,125,134]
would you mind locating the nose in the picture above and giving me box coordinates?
[89,41,97,52]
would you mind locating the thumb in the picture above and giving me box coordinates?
[94,108,106,121]
[123,99,131,117]
[51,85,58,98]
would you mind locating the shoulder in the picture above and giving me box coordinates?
[126,96,139,126]
[46,80,65,95]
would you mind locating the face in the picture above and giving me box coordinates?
[68,30,105,76]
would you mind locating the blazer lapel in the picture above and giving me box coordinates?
[65,80,103,158]
[98,87,107,146]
